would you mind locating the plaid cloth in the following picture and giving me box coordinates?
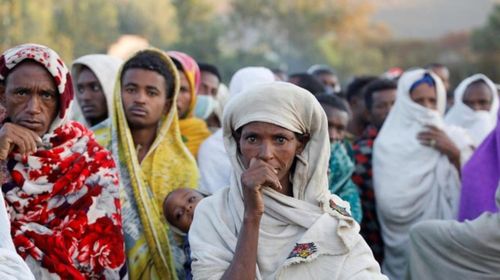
[352,125,384,263]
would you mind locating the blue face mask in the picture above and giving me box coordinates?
[194,95,216,120]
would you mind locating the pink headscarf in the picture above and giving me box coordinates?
[167,50,201,118]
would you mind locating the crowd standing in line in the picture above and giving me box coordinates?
[1,42,499,280]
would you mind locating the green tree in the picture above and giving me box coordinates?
[0,0,55,52]
[54,0,120,58]
[171,0,223,64]
[470,4,500,80]
[116,0,178,48]
[226,0,388,76]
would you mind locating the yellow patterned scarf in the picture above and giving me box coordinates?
[94,49,199,279]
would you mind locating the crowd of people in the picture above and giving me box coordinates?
[0,43,499,280]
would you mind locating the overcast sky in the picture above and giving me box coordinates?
[371,0,498,39]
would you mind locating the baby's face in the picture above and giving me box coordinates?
[163,188,204,233]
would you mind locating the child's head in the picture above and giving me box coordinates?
[163,188,205,233]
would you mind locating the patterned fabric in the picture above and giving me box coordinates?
[352,125,384,263]
[94,49,200,279]
[329,199,351,218]
[287,242,318,260]
[0,44,126,279]
[328,141,362,223]
[167,51,211,157]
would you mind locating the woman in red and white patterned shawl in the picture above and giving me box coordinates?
[0,44,126,279]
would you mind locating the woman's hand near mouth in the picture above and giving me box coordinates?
[241,157,282,219]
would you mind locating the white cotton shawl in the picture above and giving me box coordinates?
[198,67,276,194]
[407,183,500,279]
[0,191,35,280]
[373,69,474,280]
[190,82,387,280]
[445,74,499,146]
[228,67,276,98]
[197,129,231,194]
[71,54,123,128]
[213,83,229,124]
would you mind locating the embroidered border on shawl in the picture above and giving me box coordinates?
[287,242,317,259]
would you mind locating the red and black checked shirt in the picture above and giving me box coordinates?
[352,125,384,264]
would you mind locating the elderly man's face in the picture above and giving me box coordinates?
[1,61,59,136]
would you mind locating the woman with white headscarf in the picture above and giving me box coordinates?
[373,69,474,280]
[445,73,498,146]
[190,82,386,280]
[197,67,275,194]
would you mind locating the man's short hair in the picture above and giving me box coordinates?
[345,75,378,102]
[198,62,221,81]
[308,64,336,76]
[316,93,349,113]
[288,73,325,96]
[120,51,176,99]
[363,78,397,111]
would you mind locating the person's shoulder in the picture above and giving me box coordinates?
[182,117,211,133]
[200,129,219,147]
[91,118,111,132]
[198,129,225,155]
[191,187,232,229]
[90,119,112,148]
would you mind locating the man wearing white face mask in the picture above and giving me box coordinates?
[195,63,224,131]
[445,74,499,147]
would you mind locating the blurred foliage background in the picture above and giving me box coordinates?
[0,0,498,86]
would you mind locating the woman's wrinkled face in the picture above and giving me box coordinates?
[410,83,437,110]
[163,188,204,233]
[238,122,305,183]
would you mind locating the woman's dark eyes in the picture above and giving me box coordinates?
[276,137,286,143]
